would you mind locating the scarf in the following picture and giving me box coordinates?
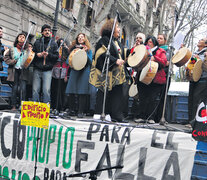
[16,42,24,50]
[159,45,168,51]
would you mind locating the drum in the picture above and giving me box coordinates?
[186,59,203,82]
[69,48,87,71]
[202,56,207,72]
[127,45,149,71]
[172,47,192,67]
[21,50,35,69]
[139,61,158,85]
[129,78,138,98]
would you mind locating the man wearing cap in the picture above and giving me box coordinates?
[32,24,58,103]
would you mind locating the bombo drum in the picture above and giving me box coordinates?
[139,61,158,85]
[172,47,192,67]
[21,50,35,69]
[127,45,149,71]
[186,59,203,82]
[69,48,87,71]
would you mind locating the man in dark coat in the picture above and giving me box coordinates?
[32,24,58,103]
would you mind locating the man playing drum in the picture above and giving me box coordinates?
[32,24,59,103]
[187,38,207,128]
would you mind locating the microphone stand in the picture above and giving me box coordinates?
[19,21,36,109]
[33,127,40,179]
[53,16,77,116]
[101,13,118,121]
[66,165,123,180]
[159,46,174,125]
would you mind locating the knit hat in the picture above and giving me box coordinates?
[136,33,146,43]
[41,24,51,33]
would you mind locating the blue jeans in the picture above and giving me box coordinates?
[33,69,52,103]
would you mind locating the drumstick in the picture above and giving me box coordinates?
[43,55,46,65]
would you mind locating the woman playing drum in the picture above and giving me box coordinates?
[4,33,29,110]
[134,35,167,124]
[65,33,92,118]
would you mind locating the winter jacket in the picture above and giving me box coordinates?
[32,37,59,71]
[4,47,29,82]
[153,47,167,84]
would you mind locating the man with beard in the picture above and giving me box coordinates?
[32,24,58,103]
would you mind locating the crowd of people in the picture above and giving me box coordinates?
[0,17,207,125]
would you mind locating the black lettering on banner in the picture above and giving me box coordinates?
[165,133,178,150]
[44,168,49,180]
[11,120,26,159]
[121,128,131,145]
[111,126,121,143]
[12,120,18,158]
[87,123,101,140]
[100,125,109,142]
[114,145,134,179]
[17,121,26,159]
[50,169,55,180]
[63,172,67,180]
[56,170,62,180]
[75,140,95,172]
[161,152,181,180]
[1,116,11,157]
[137,147,156,180]
[96,144,112,178]
[151,131,166,149]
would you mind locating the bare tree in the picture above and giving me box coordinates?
[143,0,154,35]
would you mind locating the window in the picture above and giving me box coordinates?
[136,3,140,13]
[62,0,74,10]
[85,0,94,27]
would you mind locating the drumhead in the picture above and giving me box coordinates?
[139,61,158,85]
[193,59,203,82]
[172,47,191,66]
[139,61,150,81]
[128,45,147,67]
[129,82,138,97]
[72,49,87,71]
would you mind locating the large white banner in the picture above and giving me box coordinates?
[0,112,197,179]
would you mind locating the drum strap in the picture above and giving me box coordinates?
[89,45,126,91]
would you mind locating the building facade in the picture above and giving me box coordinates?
[0,0,175,48]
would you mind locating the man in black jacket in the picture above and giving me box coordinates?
[32,24,58,103]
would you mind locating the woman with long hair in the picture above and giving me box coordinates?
[65,33,92,118]
[4,33,29,110]
[135,35,167,124]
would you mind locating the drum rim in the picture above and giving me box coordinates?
[172,47,190,64]
[71,49,87,71]
[128,44,147,67]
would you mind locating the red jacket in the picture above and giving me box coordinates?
[153,48,167,84]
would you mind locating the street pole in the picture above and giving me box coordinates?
[52,0,60,40]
